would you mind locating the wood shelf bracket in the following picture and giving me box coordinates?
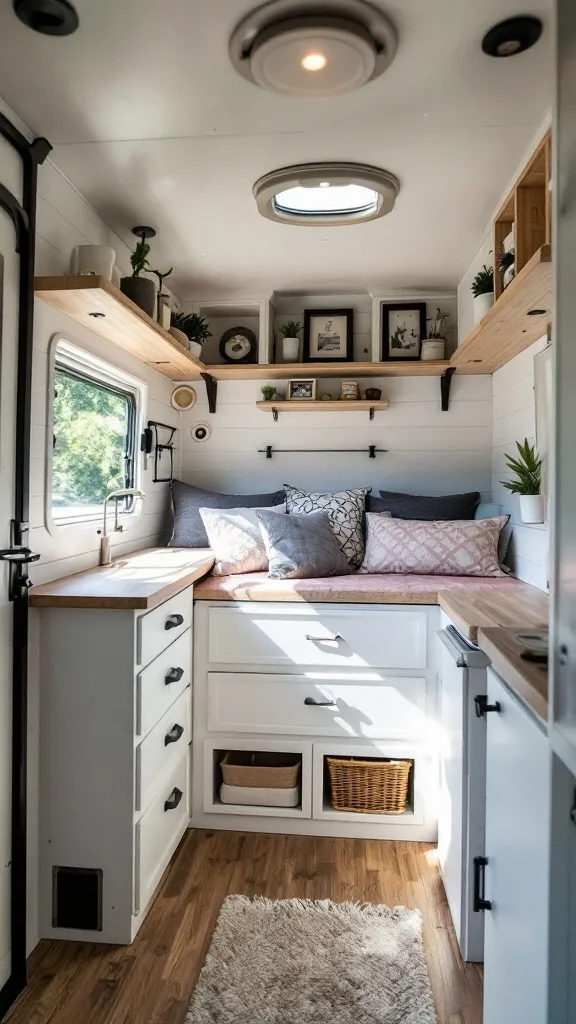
[200,372,218,413]
[440,367,456,411]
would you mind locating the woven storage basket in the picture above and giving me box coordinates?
[220,751,301,789]
[327,756,412,814]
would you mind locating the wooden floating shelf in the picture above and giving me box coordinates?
[34,275,204,382]
[450,245,552,373]
[256,399,390,420]
[207,360,453,380]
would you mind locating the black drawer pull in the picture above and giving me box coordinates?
[304,696,337,707]
[164,724,184,746]
[164,787,183,812]
[473,856,492,912]
[165,666,184,685]
[474,694,501,718]
[304,634,344,644]
[165,613,184,630]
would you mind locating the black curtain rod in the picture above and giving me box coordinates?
[258,445,388,459]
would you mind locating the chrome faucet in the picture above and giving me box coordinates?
[98,488,145,566]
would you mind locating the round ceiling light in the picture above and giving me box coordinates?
[230,0,398,98]
[253,162,400,226]
[13,0,79,35]
[482,16,542,58]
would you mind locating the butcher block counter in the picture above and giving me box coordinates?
[193,571,548,644]
[478,627,548,724]
[28,547,214,610]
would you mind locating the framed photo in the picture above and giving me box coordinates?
[381,302,426,361]
[288,378,317,401]
[303,308,353,362]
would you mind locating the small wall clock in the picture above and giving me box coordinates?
[219,326,257,364]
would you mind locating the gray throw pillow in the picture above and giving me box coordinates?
[257,509,351,580]
[284,484,370,568]
[170,480,285,547]
[373,490,480,520]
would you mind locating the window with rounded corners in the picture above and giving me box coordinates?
[253,162,400,226]
[45,336,147,534]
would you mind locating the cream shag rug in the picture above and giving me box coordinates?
[186,895,437,1023]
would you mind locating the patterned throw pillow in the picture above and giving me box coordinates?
[257,509,351,580]
[359,514,508,577]
[284,485,371,569]
[199,505,285,575]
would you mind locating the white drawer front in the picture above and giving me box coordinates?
[137,588,192,668]
[137,629,191,737]
[136,687,191,812]
[134,752,189,915]
[207,605,428,669]
[207,673,427,739]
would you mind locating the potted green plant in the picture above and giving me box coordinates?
[501,438,544,523]
[279,320,303,362]
[170,311,212,358]
[497,250,515,290]
[422,308,450,360]
[471,265,494,324]
[120,240,157,316]
[260,385,277,401]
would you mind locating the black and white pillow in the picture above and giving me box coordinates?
[284,484,370,569]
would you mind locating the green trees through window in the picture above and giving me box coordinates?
[52,367,134,515]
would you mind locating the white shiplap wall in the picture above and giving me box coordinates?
[492,336,549,590]
[180,373,493,498]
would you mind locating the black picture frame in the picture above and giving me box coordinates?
[303,308,354,362]
[381,302,427,361]
[219,326,257,364]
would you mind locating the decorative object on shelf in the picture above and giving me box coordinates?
[70,245,116,280]
[219,326,258,364]
[498,250,515,289]
[303,308,353,362]
[190,422,212,443]
[279,320,302,362]
[170,385,197,411]
[288,378,317,400]
[340,380,359,400]
[381,301,426,361]
[321,393,332,401]
[150,264,173,323]
[471,265,494,324]
[158,299,172,330]
[422,307,449,360]
[260,385,277,401]
[170,311,212,357]
[421,340,445,361]
[364,387,381,400]
[120,226,157,317]
[501,438,544,524]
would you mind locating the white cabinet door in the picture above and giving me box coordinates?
[483,668,550,1024]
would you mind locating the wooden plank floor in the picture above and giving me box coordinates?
[6,830,482,1024]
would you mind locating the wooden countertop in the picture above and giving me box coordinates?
[28,548,214,610]
[194,571,548,642]
[478,627,548,724]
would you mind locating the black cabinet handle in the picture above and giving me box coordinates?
[304,696,337,707]
[474,694,502,718]
[165,666,184,685]
[165,613,184,630]
[473,856,492,911]
[164,787,183,812]
[164,723,184,746]
[304,634,344,645]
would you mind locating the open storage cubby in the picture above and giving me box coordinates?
[203,738,312,819]
[192,300,271,366]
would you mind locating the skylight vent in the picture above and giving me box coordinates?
[253,162,399,227]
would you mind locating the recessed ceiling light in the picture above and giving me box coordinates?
[482,16,543,58]
[13,0,79,35]
[253,162,400,226]
[230,0,397,98]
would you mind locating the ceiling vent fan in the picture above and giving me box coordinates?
[229,0,397,97]
[13,0,79,35]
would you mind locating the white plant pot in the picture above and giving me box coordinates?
[519,494,545,524]
[282,336,300,361]
[188,340,203,359]
[70,244,116,280]
[169,327,190,349]
[473,292,494,324]
[421,339,445,361]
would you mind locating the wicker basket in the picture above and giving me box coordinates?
[327,756,412,814]
[220,751,301,789]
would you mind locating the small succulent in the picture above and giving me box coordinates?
[170,311,212,344]
[471,265,494,297]
[260,385,277,401]
[280,320,303,338]
[501,438,542,496]
[130,240,151,277]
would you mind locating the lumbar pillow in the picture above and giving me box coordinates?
[284,484,370,568]
[199,505,286,575]
[359,514,508,577]
[372,490,480,520]
[170,480,285,547]
[257,509,351,580]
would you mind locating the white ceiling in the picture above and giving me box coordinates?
[0,0,552,298]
